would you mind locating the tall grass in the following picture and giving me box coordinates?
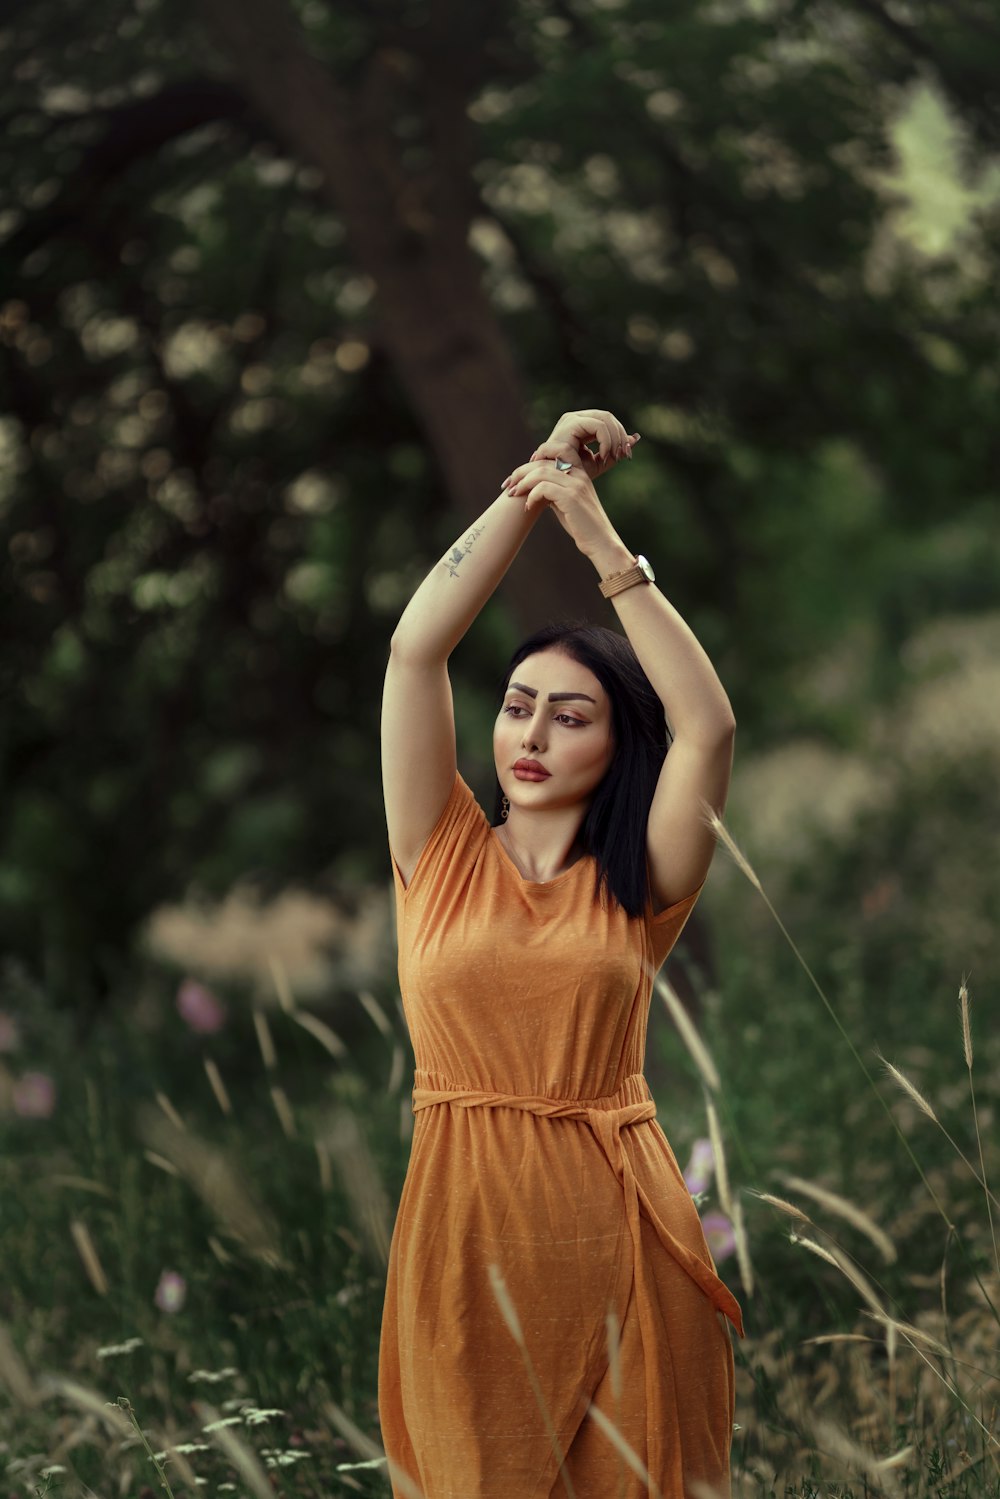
[0,811,997,1499]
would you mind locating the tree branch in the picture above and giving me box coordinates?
[2,79,254,267]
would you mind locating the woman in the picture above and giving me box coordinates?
[378,408,744,1499]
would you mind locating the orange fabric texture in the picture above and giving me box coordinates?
[378,771,744,1499]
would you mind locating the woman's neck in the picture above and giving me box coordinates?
[495,810,587,882]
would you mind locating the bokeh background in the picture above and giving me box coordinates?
[1,0,998,1494]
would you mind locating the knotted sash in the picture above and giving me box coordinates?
[411,1069,744,1489]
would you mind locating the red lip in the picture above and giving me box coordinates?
[514,759,550,776]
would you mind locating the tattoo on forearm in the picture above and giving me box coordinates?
[443,522,486,577]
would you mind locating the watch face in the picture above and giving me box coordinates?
[636,554,655,582]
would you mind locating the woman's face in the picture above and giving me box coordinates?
[494,648,616,817]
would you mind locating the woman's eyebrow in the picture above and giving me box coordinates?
[508,680,596,703]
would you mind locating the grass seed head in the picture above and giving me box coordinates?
[270,1084,296,1139]
[811,1417,904,1497]
[70,1219,109,1296]
[702,803,762,892]
[877,1053,939,1123]
[319,1107,393,1266]
[203,1056,232,1116]
[803,1235,887,1319]
[654,974,721,1093]
[751,1190,812,1224]
[0,1321,40,1408]
[865,1312,952,1360]
[154,1090,186,1132]
[253,1009,277,1070]
[292,1007,348,1059]
[959,979,973,1069]
[778,1172,897,1264]
[359,988,394,1038]
[139,1108,285,1265]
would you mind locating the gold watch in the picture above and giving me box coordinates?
[598,553,655,598]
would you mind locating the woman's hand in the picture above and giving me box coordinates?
[501,455,625,559]
[530,408,641,481]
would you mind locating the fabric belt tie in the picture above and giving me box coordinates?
[410,1069,745,1350]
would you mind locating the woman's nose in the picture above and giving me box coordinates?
[521,717,545,751]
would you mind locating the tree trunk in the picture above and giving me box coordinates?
[198,0,602,633]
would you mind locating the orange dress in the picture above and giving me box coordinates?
[378,770,744,1499]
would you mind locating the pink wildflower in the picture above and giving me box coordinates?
[176,979,227,1035]
[701,1210,737,1263]
[682,1137,716,1197]
[154,1270,187,1313]
[13,1071,56,1119]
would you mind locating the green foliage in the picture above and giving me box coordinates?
[1,1,999,1018]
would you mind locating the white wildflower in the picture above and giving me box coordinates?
[201,1414,245,1432]
[96,1336,144,1358]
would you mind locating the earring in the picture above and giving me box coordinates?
[501,795,510,820]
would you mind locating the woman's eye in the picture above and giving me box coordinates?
[557,715,585,726]
[503,705,527,717]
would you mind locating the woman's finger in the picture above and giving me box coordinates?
[593,419,614,460]
[602,414,626,455]
[502,460,541,489]
[527,440,575,465]
[503,453,573,489]
[505,416,639,491]
[575,409,628,459]
[557,413,613,461]
[512,467,562,497]
[520,481,557,515]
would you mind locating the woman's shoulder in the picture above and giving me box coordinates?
[388,768,491,900]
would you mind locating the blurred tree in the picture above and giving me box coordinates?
[0,0,998,1020]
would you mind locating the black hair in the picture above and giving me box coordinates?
[491,620,672,919]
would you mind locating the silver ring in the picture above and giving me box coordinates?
[553,457,573,473]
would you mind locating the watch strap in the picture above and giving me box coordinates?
[599,557,649,598]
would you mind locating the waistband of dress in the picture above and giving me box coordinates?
[411,1069,653,1116]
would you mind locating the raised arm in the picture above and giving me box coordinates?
[382,410,635,887]
[381,486,542,887]
[504,418,735,913]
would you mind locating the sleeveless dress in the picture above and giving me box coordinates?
[378,770,744,1499]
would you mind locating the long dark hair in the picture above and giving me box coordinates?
[491,621,672,919]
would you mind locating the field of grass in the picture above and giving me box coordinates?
[1,768,998,1499]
